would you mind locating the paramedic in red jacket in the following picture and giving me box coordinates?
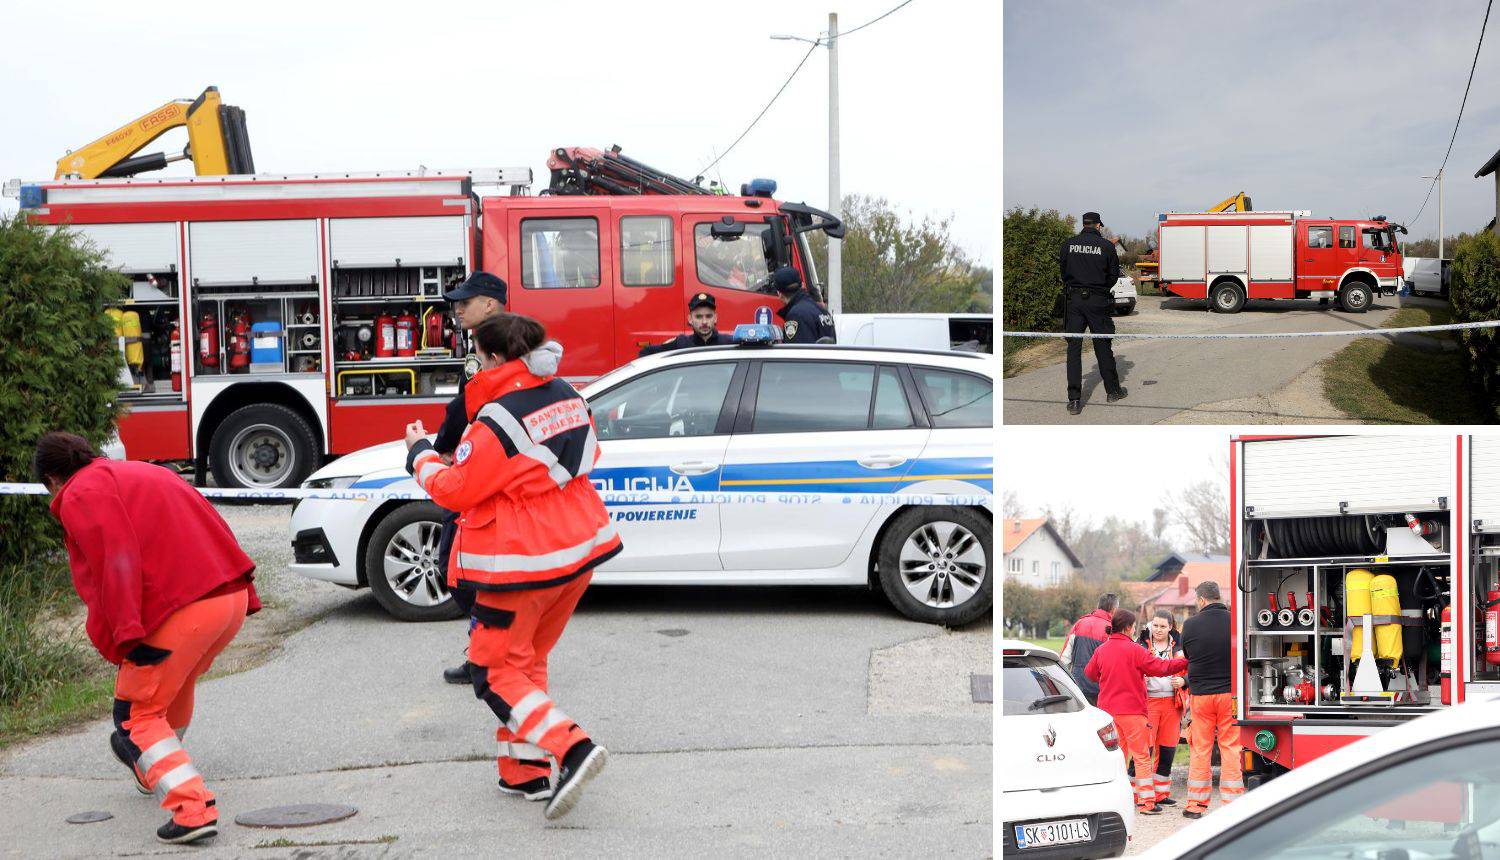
[404,313,621,821]
[1085,608,1188,816]
[35,432,260,846]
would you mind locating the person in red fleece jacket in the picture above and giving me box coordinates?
[36,432,260,846]
[1085,608,1188,815]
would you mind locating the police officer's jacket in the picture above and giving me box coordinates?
[1058,226,1121,293]
[638,330,732,357]
[777,290,837,344]
[406,341,623,592]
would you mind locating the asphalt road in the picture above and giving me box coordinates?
[1004,295,1448,425]
[0,505,992,858]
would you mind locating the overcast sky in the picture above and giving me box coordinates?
[1004,0,1500,241]
[1002,429,1227,527]
[0,0,997,264]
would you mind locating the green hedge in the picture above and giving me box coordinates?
[0,213,126,707]
[1449,231,1500,417]
[1002,207,1074,341]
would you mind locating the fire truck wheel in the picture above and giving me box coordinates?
[209,403,319,489]
[364,503,462,622]
[1209,281,1245,314]
[876,506,992,627]
[1338,282,1372,313]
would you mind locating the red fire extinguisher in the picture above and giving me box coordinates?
[228,312,251,372]
[375,311,396,358]
[1442,604,1453,705]
[396,309,418,357]
[199,313,219,369]
[170,324,182,392]
[1485,590,1500,666]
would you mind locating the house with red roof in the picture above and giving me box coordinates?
[1140,551,1232,625]
[1003,518,1083,587]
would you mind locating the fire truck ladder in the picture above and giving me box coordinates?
[545,146,715,196]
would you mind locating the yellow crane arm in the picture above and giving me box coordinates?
[54,86,254,180]
[1207,192,1252,213]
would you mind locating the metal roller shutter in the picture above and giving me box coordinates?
[65,222,178,273]
[190,220,318,285]
[1244,436,1452,518]
[1471,437,1500,532]
[329,216,465,268]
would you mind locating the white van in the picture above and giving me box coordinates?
[1403,256,1449,297]
[833,313,992,353]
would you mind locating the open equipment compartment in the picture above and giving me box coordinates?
[1238,436,1454,718]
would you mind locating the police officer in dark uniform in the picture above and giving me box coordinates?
[432,271,508,685]
[638,292,732,357]
[1059,212,1127,415]
[773,266,836,344]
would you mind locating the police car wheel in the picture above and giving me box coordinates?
[364,503,462,622]
[1209,282,1245,314]
[876,507,991,627]
[209,403,319,489]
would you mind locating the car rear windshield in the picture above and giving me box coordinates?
[1002,654,1083,717]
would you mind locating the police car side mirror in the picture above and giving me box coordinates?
[711,217,745,240]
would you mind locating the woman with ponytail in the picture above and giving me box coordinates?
[1136,609,1187,807]
[1084,607,1187,815]
[35,432,260,845]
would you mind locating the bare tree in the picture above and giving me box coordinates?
[1161,478,1230,556]
[1002,489,1026,519]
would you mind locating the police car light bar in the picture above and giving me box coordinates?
[733,323,782,346]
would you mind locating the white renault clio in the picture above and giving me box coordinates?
[1001,640,1134,859]
[289,343,992,626]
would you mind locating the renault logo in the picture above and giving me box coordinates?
[1043,725,1057,748]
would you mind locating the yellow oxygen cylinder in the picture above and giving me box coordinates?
[1370,574,1404,662]
[1346,569,1373,660]
[120,310,144,370]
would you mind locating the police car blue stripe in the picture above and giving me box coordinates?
[350,476,408,489]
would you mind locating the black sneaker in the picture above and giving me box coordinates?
[442,663,471,685]
[544,741,608,820]
[109,731,151,796]
[1156,797,1177,806]
[157,819,218,844]
[498,775,553,801]
[1107,387,1129,402]
[1183,809,1204,820]
[1067,399,1082,415]
[1138,805,1162,816]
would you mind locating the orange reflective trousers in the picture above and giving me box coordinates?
[113,589,247,827]
[1145,696,1182,803]
[1185,692,1244,813]
[1113,714,1157,812]
[468,572,593,784]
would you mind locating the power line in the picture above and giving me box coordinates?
[1410,0,1492,228]
[697,0,918,176]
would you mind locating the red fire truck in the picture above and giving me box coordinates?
[1157,210,1406,313]
[6,159,842,488]
[1231,435,1500,812]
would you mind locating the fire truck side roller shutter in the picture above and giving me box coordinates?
[1207,226,1248,273]
[1159,225,1205,280]
[1244,437,1452,518]
[1249,225,1294,281]
[1471,437,1500,532]
[190,219,318,285]
[61,222,179,273]
[329,216,465,268]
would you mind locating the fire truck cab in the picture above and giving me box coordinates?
[1231,435,1500,813]
[1158,211,1406,313]
[6,167,840,488]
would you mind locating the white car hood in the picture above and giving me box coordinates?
[305,439,408,483]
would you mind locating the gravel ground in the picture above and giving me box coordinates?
[1126,768,1226,855]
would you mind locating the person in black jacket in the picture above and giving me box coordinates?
[773,267,836,344]
[1178,581,1243,818]
[638,292,732,356]
[433,272,508,686]
[1058,212,1127,415]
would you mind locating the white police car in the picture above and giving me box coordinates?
[289,339,993,626]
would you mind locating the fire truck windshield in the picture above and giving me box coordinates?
[1362,228,1396,252]
[694,222,777,293]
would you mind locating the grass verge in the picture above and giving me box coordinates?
[1003,337,1068,378]
[1322,302,1490,424]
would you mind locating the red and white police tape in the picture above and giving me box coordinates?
[0,482,991,508]
[1001,319,1500,340]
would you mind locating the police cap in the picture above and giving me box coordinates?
[443,272,508,304]
[1082,212,1102,226]
[772,266,802,291]
[689,292,716,311]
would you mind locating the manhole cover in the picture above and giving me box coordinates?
[656,628,690,638]
[66,810,113,824]
[970,673,993,704]
[235,803,358,828]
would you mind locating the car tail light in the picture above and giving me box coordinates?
[1097,722,1120,751]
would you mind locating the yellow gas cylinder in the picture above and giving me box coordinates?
[1370,574,1404,661]
[1346,569,1373,660]
[105,307,124,335]
[120,309,144,370]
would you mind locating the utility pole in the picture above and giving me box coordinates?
[1438,167,1445,260]
[826,12,842,314]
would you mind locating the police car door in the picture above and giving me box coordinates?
[588,360,747,571]
[719,360,928,571]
